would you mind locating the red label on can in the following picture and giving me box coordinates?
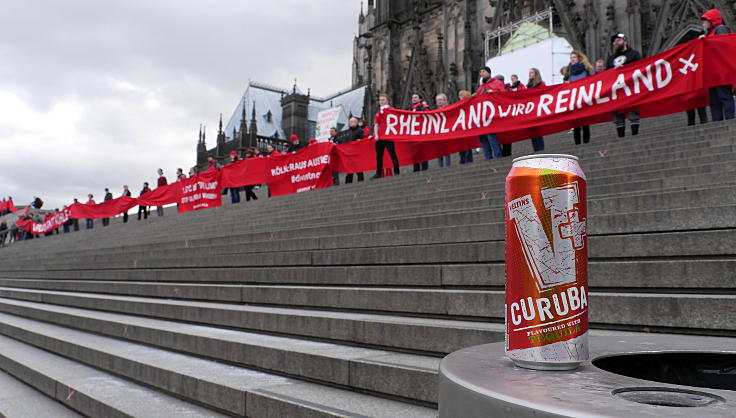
[505,157,588,362]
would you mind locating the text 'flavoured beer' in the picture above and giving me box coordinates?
[505,154,588,370]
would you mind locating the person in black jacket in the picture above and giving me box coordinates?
[122,185,132,223]
[102,188,113,226]
[138,182,150,220]
[607,33,643,137]
[343,117,365,183]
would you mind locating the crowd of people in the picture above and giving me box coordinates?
[2,10,733,244]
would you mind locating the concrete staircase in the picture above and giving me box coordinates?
[0,113,734,417]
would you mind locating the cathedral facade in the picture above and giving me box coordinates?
[353,0,735,109]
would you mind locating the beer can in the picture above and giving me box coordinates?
[504,154,588,370]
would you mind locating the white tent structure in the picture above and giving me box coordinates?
[485,21,573,86]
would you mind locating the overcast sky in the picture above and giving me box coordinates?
[0,0,363,209]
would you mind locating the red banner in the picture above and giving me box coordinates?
[374,37,735,143]
[69,196,138,219]
[177,169,223,212]
[266,142,334,197]
[17,208,71,234]
[137,183,179,207]
[220,156,269,187]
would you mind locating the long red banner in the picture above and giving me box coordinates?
[14,36,736,234]
[375,36,734,142]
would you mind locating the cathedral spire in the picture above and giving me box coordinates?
[198,124,202,143]
[218,113,223,134]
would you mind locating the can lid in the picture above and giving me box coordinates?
[512,154,579,163]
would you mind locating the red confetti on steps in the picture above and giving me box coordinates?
[426,177,432,183]
[66,389,75,401]
[184,240,189,248]
[598,150,607,157]
[133,260,138,268]
[481,192,489,200]
[353,193,358,199]
[491,167,498,173]
[122,324,129,336]
[269,232,274,241]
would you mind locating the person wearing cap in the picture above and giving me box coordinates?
[476,66,505,160]
[121,185,132,223]
[227,151,241,204]
[700,9,734,121]
[102,188,113,226]
[607,33,642,137]
[287,134,304,153]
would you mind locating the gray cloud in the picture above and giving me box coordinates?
[0,0,362,208]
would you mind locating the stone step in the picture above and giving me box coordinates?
[0,368,82,418]
[0,259,733,290]
[0,333,225,417]
[10,227,734,272]
[0,291,494,357]
[20,205,732,267]
[0,299,441,406]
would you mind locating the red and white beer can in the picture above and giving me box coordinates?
[505,154,588,370]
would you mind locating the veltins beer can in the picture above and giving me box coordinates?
[505,154,588,370]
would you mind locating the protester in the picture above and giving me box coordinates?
[344,117,366,183]
[434,93,452,168]
[607,33,643,137]
[328,127,341,185]
[567,51,594,144]
[371,93,401,179]
[0,220,9,246]
[526,68,546,151]
[189,167,197,177]
[594,59,606,74]
[687,107,709,126]
[156,168,167,216]
[122,185,132,223]
[176,168,187,182]
[85,194,95,229]
[560,66,570,82]
[72,198,80,231]
[102,188,113,226]
[496,74,513,157]
[226,151,242,204]
[264,144,277,156]
[242,148,259,201]
[410,93,430,172]
[207,156,222,171]
[287,134,304,153]
[138,182,150,220]
[476,67,505,160]
[700,9,735,121]
[508,74,525,91]
[457,90,474,164]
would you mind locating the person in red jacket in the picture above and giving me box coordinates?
[476,66,504,159]
[508,74,526,91]
[138,182,151,221]
[371,93,401,179]
[701,9,734,121]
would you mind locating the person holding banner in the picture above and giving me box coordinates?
[138,182,151,221]
[344,117,366,183]
[475,67,504,160]
[700,9,735,121]
[329,127,342,186]
[567,51,594,144]
[411,93,430,172]
[457,90,474,164]
[435,94,452,168]
[102,188,113,226]
[607,33,642,137]
[228,151,241,204]
[85,194,95,229]
[371,93,401,179]
[156,169,168,216]
[526,68,546,152]
[243,149,259,202]
[121,185,132,223]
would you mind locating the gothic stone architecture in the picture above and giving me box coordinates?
[353,0,736,109]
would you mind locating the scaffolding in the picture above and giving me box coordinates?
[485,7,554,62]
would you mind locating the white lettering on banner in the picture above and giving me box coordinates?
[507,182,587,291]
[270,155,331,177]
[380,52,693,138]
[291,172,322,183]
